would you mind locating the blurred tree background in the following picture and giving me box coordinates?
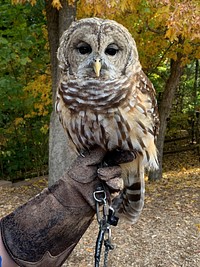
[0,0,51,180]
[0,0,199,181]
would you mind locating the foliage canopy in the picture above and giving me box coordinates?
[0,0,51,180]
[1,0,199,180]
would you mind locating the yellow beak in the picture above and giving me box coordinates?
[93,58,102,77]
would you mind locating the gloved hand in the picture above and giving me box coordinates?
[0,146,134,267]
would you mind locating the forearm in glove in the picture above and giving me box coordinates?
[0,147,134,267]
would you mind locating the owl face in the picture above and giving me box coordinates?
[58,18,141,80]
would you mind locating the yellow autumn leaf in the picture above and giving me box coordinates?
[183,43,193,55]
[181,57,191,67]
[14,117,24,126]
[167,51,177,61]
[40,124,49,134]
[195,224,200,232]
[110,0,117,8]
[68,0,76,6]
[52,0,62,10]
[165,27,178,42]
[11,0,25,4]
[120,0,128,12]
[29,0,36,6]
[194,48,200,59]
[23,73,51,118]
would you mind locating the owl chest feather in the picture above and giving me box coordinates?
[59,77,135,152]
[57,74,158,169]
[68,109,133,152]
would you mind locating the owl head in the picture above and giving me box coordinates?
[57,17,141,80]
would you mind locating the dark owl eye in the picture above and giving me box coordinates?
[105,44,119,56]
[76,43,92,55]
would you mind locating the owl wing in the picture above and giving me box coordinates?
[114,70,159,223]
[137,70,160,138]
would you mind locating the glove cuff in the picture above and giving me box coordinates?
[0,178,95,267]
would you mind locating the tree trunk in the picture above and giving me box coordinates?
[46,0,77,186]
[193,59,199,111]
[194,59,200,153]
[149,55,184,180]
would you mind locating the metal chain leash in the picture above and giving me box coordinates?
[93,186,119,267]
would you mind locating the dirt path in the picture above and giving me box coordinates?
[0,152,199,266]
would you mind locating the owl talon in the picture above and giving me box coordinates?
[79,149,89,158]
[102,161,108,167]
[130,151,138,160]
[111,192,123,211]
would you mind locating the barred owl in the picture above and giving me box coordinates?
[56,18,159,223]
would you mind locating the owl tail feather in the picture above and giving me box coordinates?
[112,158,145,224]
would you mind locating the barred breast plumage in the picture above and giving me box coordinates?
[56,17,159,223]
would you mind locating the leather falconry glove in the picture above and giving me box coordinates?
[0,146,134,267]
